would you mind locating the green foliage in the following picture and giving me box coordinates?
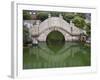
[63,13,75,23]
[72,16,86,29]
[23,10,91,37]
[23,11,32,20]
[23,26,31,46]
[86,23,91,30]
[50,12,59,17]
[72,13,91,36]
[36,12,48,21]
[75,13,86,19]
[85,23,91,36]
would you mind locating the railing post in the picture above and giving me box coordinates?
[59,14,63,19]
[48,13,51,28]
[59,14,63,30]
[48,13,51,18]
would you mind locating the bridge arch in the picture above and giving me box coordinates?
[29,15,85,42]
[38,26,73,41]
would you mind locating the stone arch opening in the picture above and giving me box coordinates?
[46,30,65,53]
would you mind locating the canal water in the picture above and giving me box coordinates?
[23,42,90,69]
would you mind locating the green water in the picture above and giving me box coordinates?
[23,42,90,69]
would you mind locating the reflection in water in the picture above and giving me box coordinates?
[46,30,65,52]
[23,42,90,69]
[46,41,65,53]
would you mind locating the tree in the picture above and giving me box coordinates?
[75,13,86,19]
[63,13,75,23]
[85,23,91,36]
[50,12,59,17]
[36,12,48,21]
[72,16,86,29]
[23,26,30,46]
[23,10,32,20]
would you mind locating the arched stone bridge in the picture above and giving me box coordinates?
[24,14,86,42]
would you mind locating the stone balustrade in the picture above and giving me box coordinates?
[23,14,85,42]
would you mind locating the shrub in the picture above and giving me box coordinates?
[23,10,32,20]
[72,16,86,29]
[36,12,48,21]
[23,26,31,46]
[85,23,91,36]
[63,13,75,23]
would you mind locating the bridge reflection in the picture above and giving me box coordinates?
[23,42,90,69]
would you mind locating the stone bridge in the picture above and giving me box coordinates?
[24,14,86,42]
